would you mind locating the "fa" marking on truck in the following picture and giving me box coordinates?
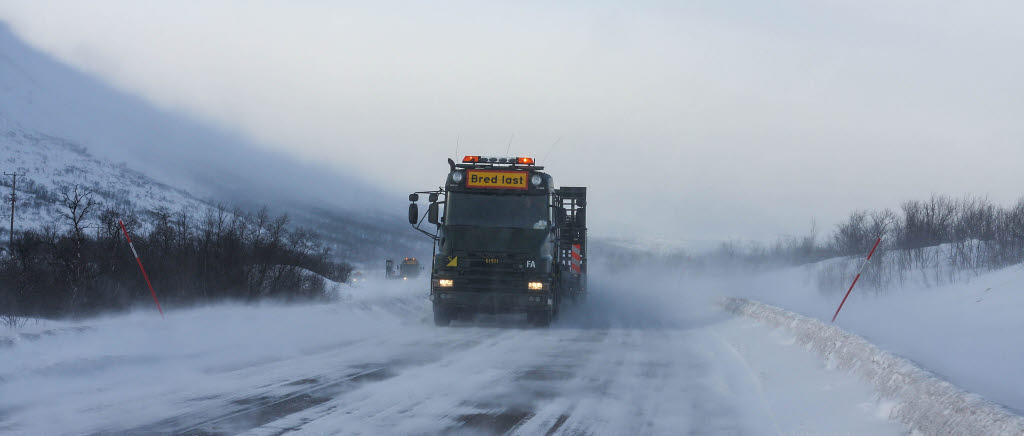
[526,260,536,268]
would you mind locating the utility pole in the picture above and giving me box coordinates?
[4,172,23,252]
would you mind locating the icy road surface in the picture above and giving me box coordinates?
[0,279,906,435]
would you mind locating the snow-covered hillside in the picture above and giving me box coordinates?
[0,22,381,210]
[0,22,427,263]
[0,115,209,233]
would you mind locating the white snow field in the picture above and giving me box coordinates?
[0,275,907,435]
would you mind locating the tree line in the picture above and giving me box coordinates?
[1,186,352,320]
[817,194,1024,292]
[601,194,1024,289]
[692,194,1024,291]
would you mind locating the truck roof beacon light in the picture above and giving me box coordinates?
[462,156,536,166]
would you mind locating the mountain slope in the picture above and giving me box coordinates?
[0,22,427,264]
[1,115,209,233]
[0,22,376,209]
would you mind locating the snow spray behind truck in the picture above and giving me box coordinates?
[408,156,587,327]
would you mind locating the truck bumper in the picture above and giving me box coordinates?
[431,291,552,314]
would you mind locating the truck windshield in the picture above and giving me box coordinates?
[446,192,548,229]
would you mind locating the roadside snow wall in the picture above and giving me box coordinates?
[722,297,1024,435]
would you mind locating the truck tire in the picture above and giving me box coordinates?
[433,306,452,327]
[531,308,552,328]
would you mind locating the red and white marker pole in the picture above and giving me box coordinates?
[832,237,881,323]
[119,220,164,318]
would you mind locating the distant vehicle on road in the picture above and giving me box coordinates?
[386,258,422,280]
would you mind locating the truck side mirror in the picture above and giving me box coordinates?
[409,193,419,202]
[428,202,439,224]
[429,193,439,202]
[408,203,419,225]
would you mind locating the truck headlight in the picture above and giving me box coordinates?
[528,281,544,291]
[452,171,464,183]
[438,279,454,287]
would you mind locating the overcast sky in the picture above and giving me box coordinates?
[2,1,1022,247]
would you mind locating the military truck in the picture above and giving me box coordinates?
[408,156,587,327]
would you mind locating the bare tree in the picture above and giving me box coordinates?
[1,313,27,328]
[833,210,870,256]
[868,209,897,240]
[58,185,97,255]
[57,186,98,313]
[149,206,175,252]
[176,209,194,252]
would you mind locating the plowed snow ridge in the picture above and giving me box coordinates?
[723,297,1024,435]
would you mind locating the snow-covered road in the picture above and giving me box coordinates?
[0,280,905,435]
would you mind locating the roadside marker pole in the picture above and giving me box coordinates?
[119,220,164,318]
[831,237,881,323]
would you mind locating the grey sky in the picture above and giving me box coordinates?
[2,1,1022,246]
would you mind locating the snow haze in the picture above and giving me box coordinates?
[0,271,910,435]
[6,255,1021,434]
[4,4,1024,434]
[3,1,1023,244]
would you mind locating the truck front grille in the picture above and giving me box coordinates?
[457,273,526,292]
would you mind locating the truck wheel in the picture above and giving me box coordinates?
[433,307,452,327]
[531,309,552,328]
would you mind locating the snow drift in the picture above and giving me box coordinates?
[722,297,1024,435]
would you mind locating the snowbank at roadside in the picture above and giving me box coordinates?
[717,259,1024,414]
[722,297,1024,435]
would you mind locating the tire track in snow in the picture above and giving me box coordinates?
[264,322,790,435]
[248,327,609,435]
[707,330,784,435]
[518,325,785,436]
[448,329,612,435]
[105,328,512,435]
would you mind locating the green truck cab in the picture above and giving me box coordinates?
[408,156,587,327]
